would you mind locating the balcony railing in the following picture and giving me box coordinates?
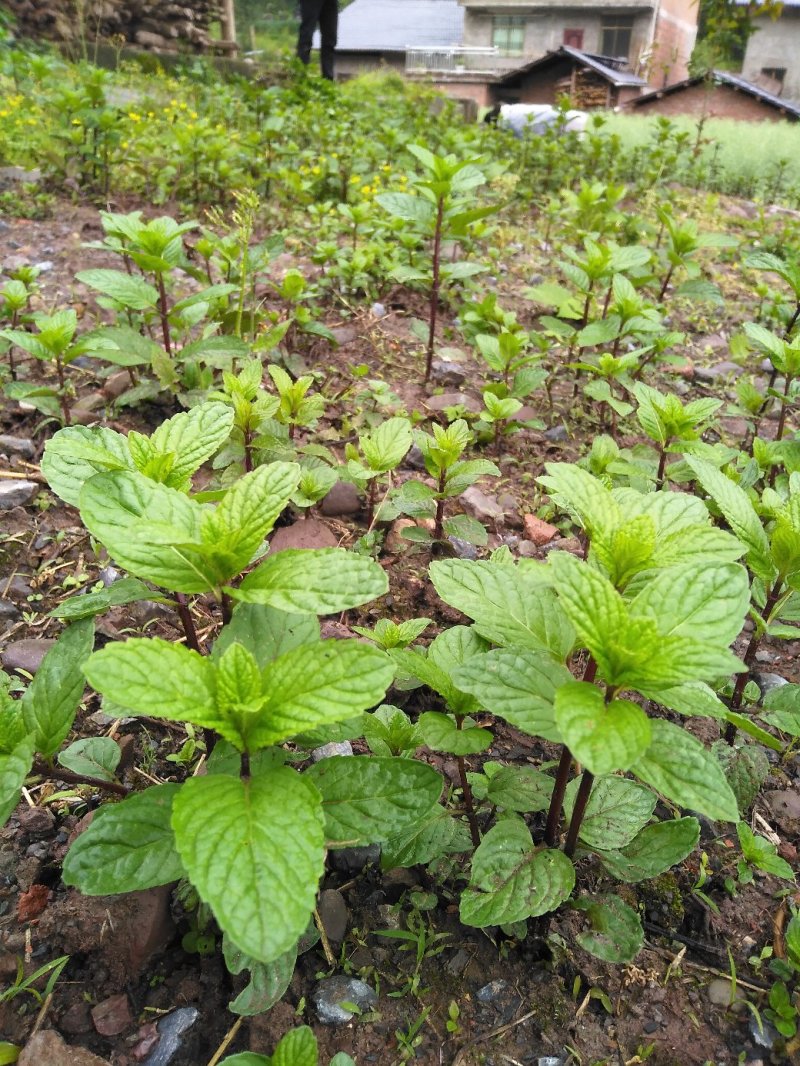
[405,46,500,74]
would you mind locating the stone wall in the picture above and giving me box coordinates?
[5,0,225,54]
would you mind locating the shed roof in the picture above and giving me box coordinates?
[631,69,800,119]
[328,0,464,53]
[496,46,648,89]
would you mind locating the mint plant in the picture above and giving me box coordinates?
[344,415,413,523]
[220,1026,354,1066]
[633,383,722,487]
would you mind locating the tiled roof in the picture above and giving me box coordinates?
[327,0,464,52]
[496,46,648,88]
[632,70,800,119]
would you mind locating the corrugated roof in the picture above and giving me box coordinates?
[632,69,800,119]
[321,0,464,52]
[497,46,648,88]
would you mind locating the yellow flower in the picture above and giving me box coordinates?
[349,175,360,184]
[311,165,321,175]
[121,141,129,149]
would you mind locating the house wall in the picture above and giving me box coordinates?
[462,8,653,72]
[741,12,800,104]
[633,82,794,122]
[650,0,697,84]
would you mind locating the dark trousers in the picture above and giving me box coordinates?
[297,0,338,80]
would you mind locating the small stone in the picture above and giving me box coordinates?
[130,1022,160,1061]
[70,392,106,425]
[330,845,380,875]
[753,672,788,697]
[1,638,56,675]
[523,515,558,545]
[99,566,119,587]
[60,999,94,1035]
[18,1030,110,1066]
[537,1058,566,1066]
[0,599,20,622]
[430,360,467,387]
[447,536,478,559]
[517,540,539,558]
[643,1020,659,1033]
[34,260,54,273]
[371,302,386,318]
[694,361,742,383]
[764,788,800,834]
[17,884,49,922]
[543,424,568,443]
[461,486,503,523]
[445,948,470,976]
[706,977,747,1010]
[749,1014,779,1049]
[476,979,509,1003]
[17,807,55,836]
[312,976,377,1024]
[320,481,361,516]
[384,518,418,553]
[92,993,133,1036]
[424,391,481,414]
[330,325,358,345]
[0,479,38,509]
[269,519,338,551]
[405,444,426,471]
[141,1007,201,1066]
[0,435,35,459]
[317,889,348,943]
[102,370,132,401]
[311,741,353,761]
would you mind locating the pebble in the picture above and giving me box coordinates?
[102,370,132,401]
[320,481,361,516]
[445,948,471,976]
[1,638,56,675]
[0,598,20,622]
[70,392,106,425]
[18,1030,110,1066]
[312,976,377,1024]
[476,979,509,1003]
[311,741,353,761]
[694,361,742,382]
[141,1007,201,1066]
[370,302,386,318]
[523,515,558,545]
[430,360,467,387]
[59,999,94,1035]
[749,1015,779,1049]
[543,424,568,443]
[424,391,481,414]
[18,806,55,836]
[753,671,787,697]
[330,845,380,875]
[706,977,747,1011]
[405,443,426,471]
[269,519,338,551]
[0,479,38,509]
[92,993,133,1036]
[460,486,504,523]
[447,536,478,559]
[0,434,35,459]
[100,566,120,587]
[34,260,54,273]
[317,888,348,943]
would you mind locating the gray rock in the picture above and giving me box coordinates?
[460,486,504,523]
[0,435,35,459]
[749,1014,779,1049]
[476,979,510,1003]
[447,536,478,559]
[18,1030,110,1066]
[694,361,742,383]
[430,360,467,387]
[543,424,568,443]
[707,977,747,1010]
[2,575,31,601]
[141,1007,200,1066]
[445,948,470,976]
[1,638,56,675]
[17,807,55,837]
[0,599,20,622]
[371,302,386,318]
[313,976,377,1024]
[537,1058,566,1066]
[270,519,338,552]
[34,261,54,273]
[311,741,353,762]
[317,888,348,943]
[330,845,380,875]
[70,392,106,426]
[0,166,41,189]
[99,566,120,587]
[424,391,481,414]
[0,479,38,509]
[320,481,361,516]
[753,671,788,697]
[405,443,426,471]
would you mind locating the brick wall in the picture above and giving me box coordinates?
[634,82,795,122]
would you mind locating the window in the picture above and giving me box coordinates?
[492,17,525,57]
[563,28,584,49]
[601,16,634,59]
[762,67,786,87]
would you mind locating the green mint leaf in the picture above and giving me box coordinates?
[223,934,297,1017]
[360,416,413,472]
[0,738,35,826]
[574,894,643,963]
[737,823,796,881]
[460,817,575,927]
[381,807,472,869]
[213,603,320,669]
[58,737,120,781]
[172,769,325,963]
[629,562,749,648]
[554,682,652,776]
[50,577,165,621]
[597,817,700,882]
[453,647,571,743]
[235,548,388,614]
[75,268,159,309]
[306,755,442,846]
[430,560,574,660]
[563,775,656,851]
[84,638,220,729]
[42,425,134,507]
[485,766,553,813]
[21,619,94,757]
[539,462,620,538]
[63,784,184,892]
[271,1027,318,1066]
[418,712,493,755]
[633,720,739,822]
[251,642,393,747]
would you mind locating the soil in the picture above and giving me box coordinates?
[1,198,799,1066]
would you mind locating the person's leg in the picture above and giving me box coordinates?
[297,0,324,65]
[318,0,338,80]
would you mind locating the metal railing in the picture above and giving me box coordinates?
[405,46,500,73]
